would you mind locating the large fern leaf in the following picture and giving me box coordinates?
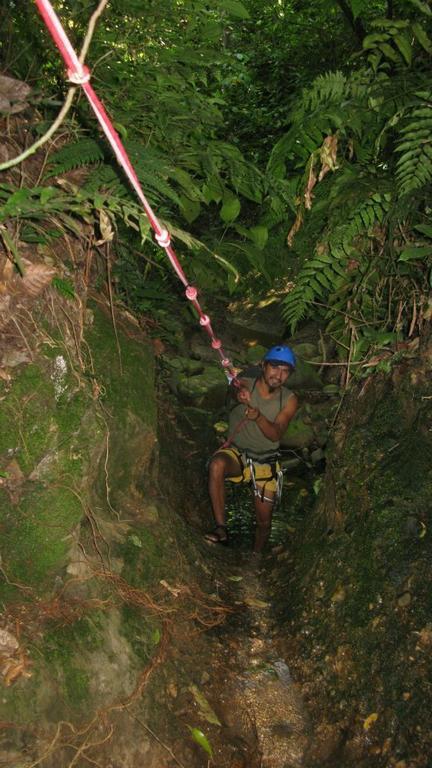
[282,192,391,332]
[396,94,432,196]
[46,138,105,175]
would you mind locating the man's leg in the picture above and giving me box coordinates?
[206,451,242,542]
[253,489,275,553]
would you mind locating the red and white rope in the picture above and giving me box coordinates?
[34,0,237,381]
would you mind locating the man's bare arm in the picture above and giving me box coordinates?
[246,394,298,442]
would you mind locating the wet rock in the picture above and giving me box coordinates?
[291,342,319,359]
[288,357,323,390]
[176,364,227,408]
[322,383,340,395]
[281,415,315,450]
[189,333,237,365]
[245,344,267,364]
[273,659,293,685]
[310,447,325,465]
[307,722,344,763]
[330,585,347,604]
[280,456,302,471]
[226,297,285,345]
[397,591,411,608]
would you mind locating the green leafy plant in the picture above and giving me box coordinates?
[270,4,432,371]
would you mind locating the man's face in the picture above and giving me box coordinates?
[262,362,291,391]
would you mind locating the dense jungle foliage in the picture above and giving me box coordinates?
[1,0,432,372]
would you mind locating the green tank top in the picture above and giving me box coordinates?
[228,376,294,459]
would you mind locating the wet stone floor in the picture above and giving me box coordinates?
[191,468,316,767]
[195,542,312,768]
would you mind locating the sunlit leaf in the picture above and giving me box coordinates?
[412,22,432,53]
[220,193,241,223]
[244,597,269,609]
[218,0,250,20]
[363,712,379,731]
[349,0,368,19]
[399,245,432,261]
[249,225,268,250]
[189,685,222,726]
[393,34,412,65]
[187,727,213,757]
[407,0,432,16]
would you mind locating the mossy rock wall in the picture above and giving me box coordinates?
[0,298,176,761]
[273,361,432,766]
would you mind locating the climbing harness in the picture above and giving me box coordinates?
[212,444,284,506]
[34,0,237,382]
[216,375,288,504]
[245,453,284,506]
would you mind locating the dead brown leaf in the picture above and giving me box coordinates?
[304,160,318,210]
[287,209,304,248]
[20,260,56,297]
[318,135,339,182]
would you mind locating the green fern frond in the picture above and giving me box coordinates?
[46,139,105,176]
[396,96,432,195]
[208,141,264,203]
[281,246,347,331]
[47,137,197,208]
[282,192,391,332]
[293,71,348,118]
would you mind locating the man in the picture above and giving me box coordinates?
[205,345,298,553]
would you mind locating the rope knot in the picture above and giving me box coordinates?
[221,358,231,368]
[211,338,222,350]
[185,285,198,301]
[67,65,91,85]
[155,229,171,248]
[199,314,210,327]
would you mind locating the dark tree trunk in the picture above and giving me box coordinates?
[334,0,366,45]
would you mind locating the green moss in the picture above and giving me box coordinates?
[86,305,156,429]
[0,484,81,587]
[120,526,164,586]
[121,603,161,664]
[0,613,109,724]
[43,622,94,711]
[0,364,55,474]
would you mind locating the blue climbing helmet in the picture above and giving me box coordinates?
[263,345,296,369]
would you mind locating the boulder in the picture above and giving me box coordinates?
[226,296,285,345]
[288,357,323,390]
[176,364,228,409]
[281,414,315,450]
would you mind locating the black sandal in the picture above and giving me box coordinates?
[204,524,228,546]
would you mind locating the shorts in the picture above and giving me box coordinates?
[214,445,281,494]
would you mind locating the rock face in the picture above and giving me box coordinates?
[272,358,432,766]
[0,298,179,765]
